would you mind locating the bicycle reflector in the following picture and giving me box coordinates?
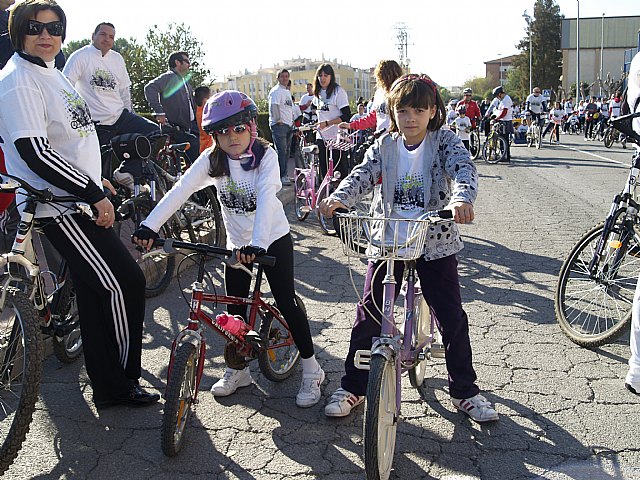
[609,240,623,249]
[110,133,152,162]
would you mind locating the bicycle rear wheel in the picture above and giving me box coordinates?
[364,351,397,480]
[257,296,303,382]
[115,196,175,298]
[0,288,43,475]
[408,297,431,389]
[161,342,198,457]
[555,215,639,347]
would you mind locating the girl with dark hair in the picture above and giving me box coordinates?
[319,74,497,423]
[133,90,324,408]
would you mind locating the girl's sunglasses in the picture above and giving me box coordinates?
[216,124,248,136]
[26,20,64,37]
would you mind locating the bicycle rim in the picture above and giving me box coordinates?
[469,131,480,160]
[0,288,43,475]
[51,283,82,363]
[555,216,638,347]
[161,342,197,457]
[408,297,431,389]
[364,352,397,480]
[257,296,303,382]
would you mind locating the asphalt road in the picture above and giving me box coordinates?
[5,134,640,479]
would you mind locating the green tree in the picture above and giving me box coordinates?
[463,76,493,101]
[512,0,563,100]
[61,23,211,113]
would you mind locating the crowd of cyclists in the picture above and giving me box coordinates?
[2,1,640,472]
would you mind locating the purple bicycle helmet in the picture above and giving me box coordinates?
[201,90,258,134]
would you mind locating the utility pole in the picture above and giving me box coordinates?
[394,23,410,72]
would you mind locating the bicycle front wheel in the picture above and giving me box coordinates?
[257,295,303,382]
[603,128,615,149]
[469,130,481,160]
[408,297,431,389]
[115,197,175,298]
[294,172,311,221]
[316,182,337,235]
[482,136,507,164]
[364,351,398,480]
[0,288,43,475]
[555,216,639,347]
[161,342,198,457]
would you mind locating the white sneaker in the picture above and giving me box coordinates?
[296,368,325,407]
[451,393,498,423]
[211,367,252,396]
[324,387,364,417]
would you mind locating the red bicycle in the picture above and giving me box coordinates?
[154,238,302,456]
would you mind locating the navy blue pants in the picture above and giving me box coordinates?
[341,254,480,399]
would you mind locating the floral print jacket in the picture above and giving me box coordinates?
[330,128,478,261]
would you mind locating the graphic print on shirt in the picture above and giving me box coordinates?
[219,177,257,215]
[61,89,95,137]
[90,68,117,90]
[393,172,424,211]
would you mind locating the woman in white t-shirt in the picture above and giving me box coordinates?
[313,63,352,179]
[0,0,157,410]
[133,90,324,407]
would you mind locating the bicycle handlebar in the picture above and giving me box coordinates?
[155,238,276,267]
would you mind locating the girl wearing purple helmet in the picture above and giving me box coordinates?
[133,90,324,407]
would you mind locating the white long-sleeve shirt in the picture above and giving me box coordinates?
[143,146,289,249]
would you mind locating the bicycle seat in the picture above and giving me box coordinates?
[302,145,319,154]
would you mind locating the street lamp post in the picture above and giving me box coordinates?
[498,54,503,86]
[600,13,605,97]
[523,11,533,93]
[576,0,580,101]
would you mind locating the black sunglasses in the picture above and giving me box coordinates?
[26,20,64,37]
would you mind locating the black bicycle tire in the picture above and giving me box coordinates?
[482,135,507,164]
[316,183,337,234]
[161,342,198,457]
[51,280,83,364]
[604,128,615,149]
[408,297,431,389]
[185,186,225,247]
[257,295,303,382]
[555,217,637,347]
[294,172,310,221]
[0,288,44,475]
[469,130,481,160]
[363,352,397,480]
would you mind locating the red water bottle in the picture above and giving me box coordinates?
[215,313,250,340]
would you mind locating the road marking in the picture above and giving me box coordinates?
[554,143,627,165]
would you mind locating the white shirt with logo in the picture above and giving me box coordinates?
[268,83,294,127]
[526,93,545,114]
[314,85,350,141]
[63,44,132,125]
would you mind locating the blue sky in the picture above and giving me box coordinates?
[57,0,639,87]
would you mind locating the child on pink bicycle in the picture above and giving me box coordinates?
[319,74,498,423]
[133,90,324,407]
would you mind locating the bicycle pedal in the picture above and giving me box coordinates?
[354,349,371,370]
[430,342,446,358]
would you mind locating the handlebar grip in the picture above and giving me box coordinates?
[332,207,349,242]
[254,254,276,267]
[437,209,453,219]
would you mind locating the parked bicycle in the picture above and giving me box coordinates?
[555,112,640,347]
[603,120,628,149]
[332,209,453,480]
[0,173,94,474]
[293,125,355,234]
[481,121,507,163]
[152,238,302,457]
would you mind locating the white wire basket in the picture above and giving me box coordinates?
[325,130,357,151]
[334,212,436,261]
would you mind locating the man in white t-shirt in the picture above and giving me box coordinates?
[491,86,514,162]
[63,22,157,152]
[268,69,295,185]
[299,83,316,124]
